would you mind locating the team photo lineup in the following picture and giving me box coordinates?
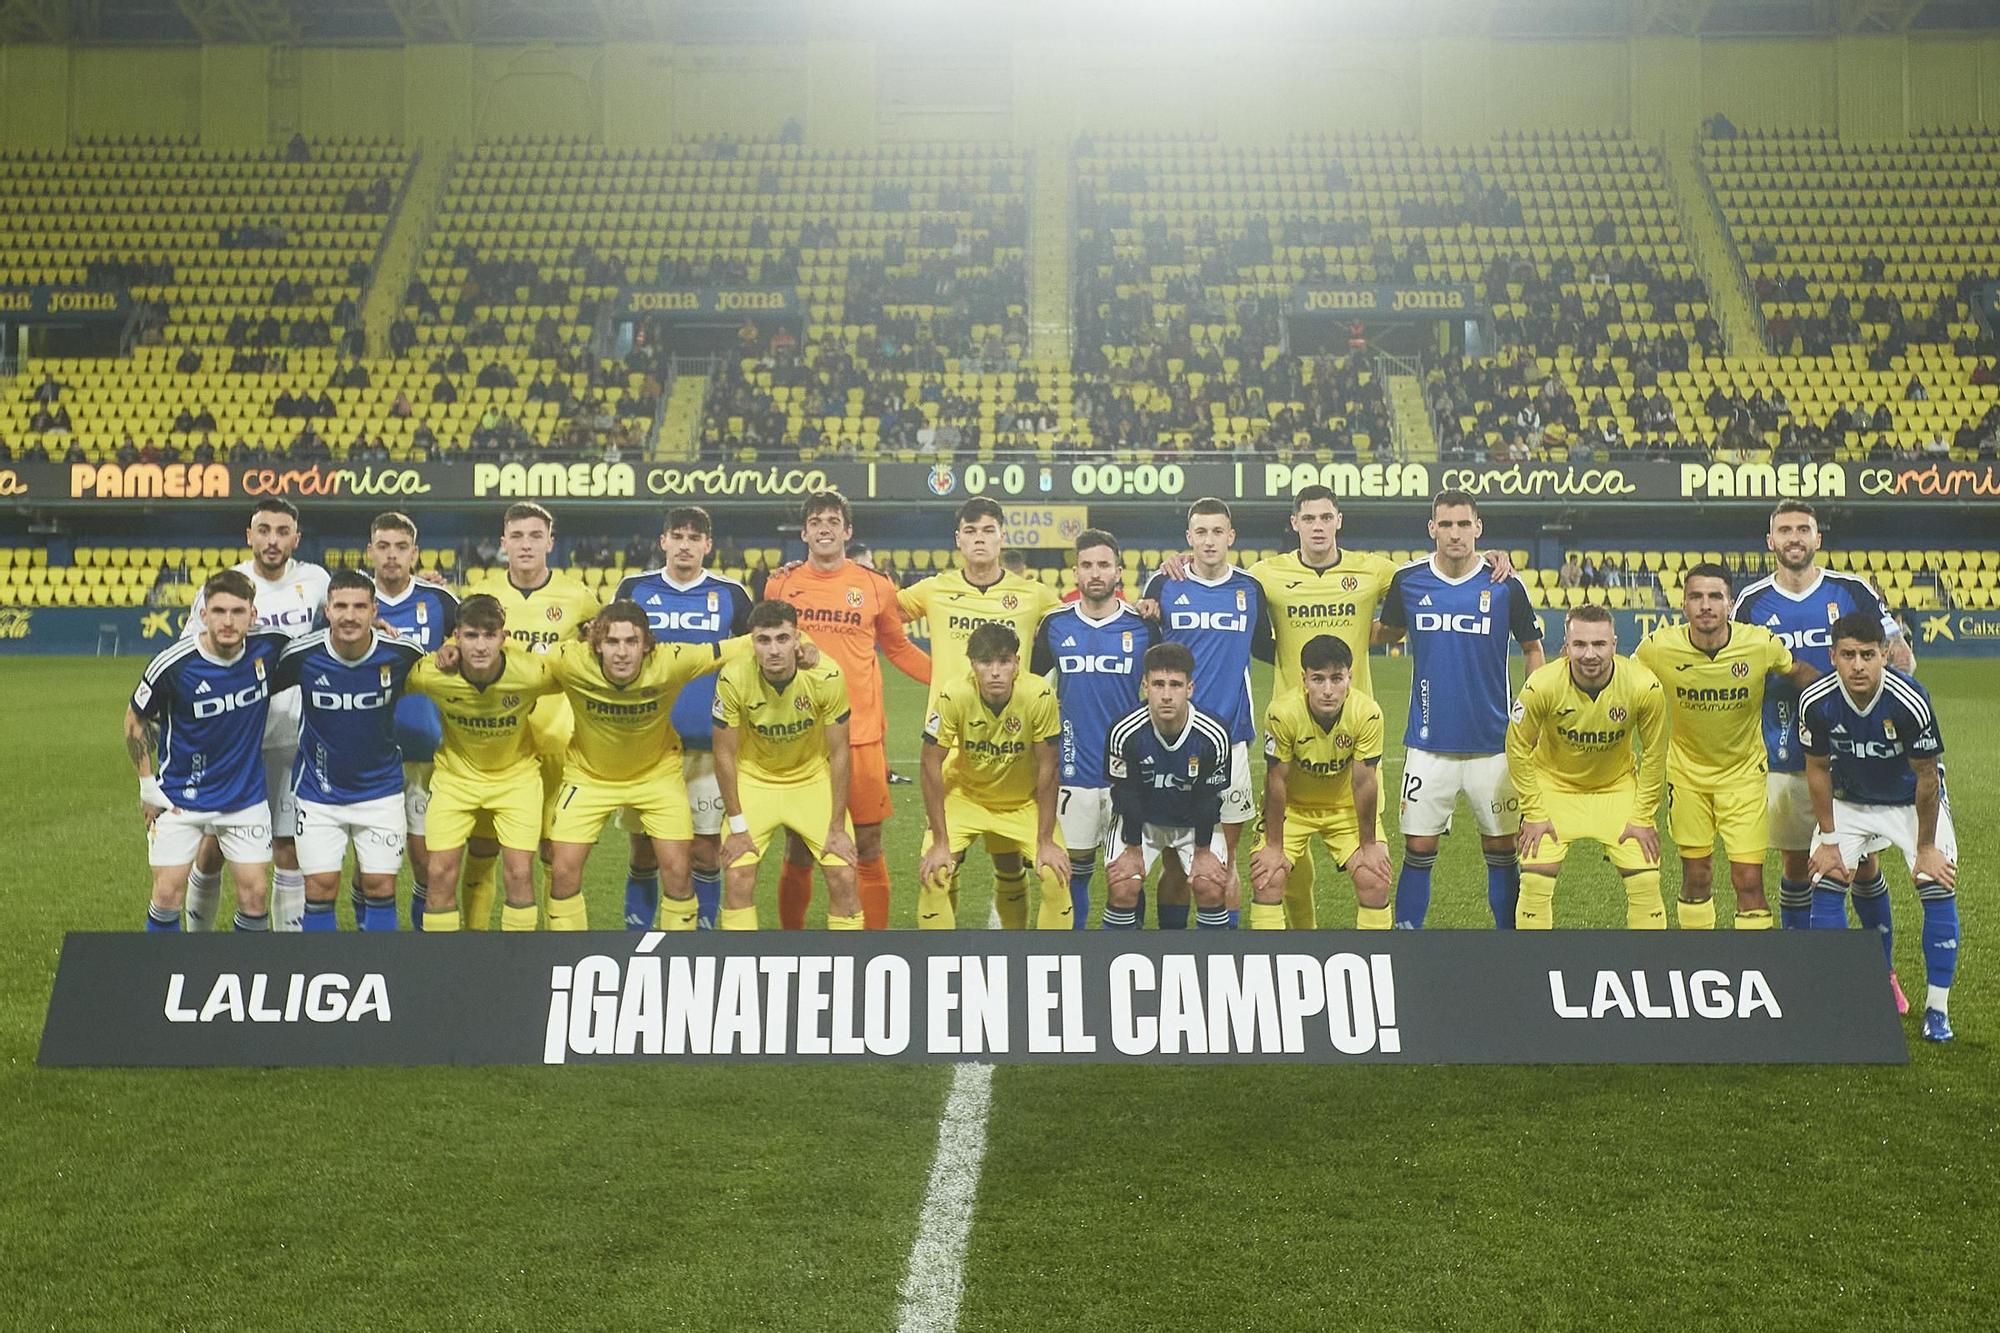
[129,484,1961,1040]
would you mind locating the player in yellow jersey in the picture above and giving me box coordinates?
[543,600,755,932]
[1248,635,1392,930]
[1636,562,1815,931]
[405,594,559,932]
[711,601,862,930]
[916,623,1070,930]
[458,502,601,927]
[1506,604,1668,929]
[897,496,1061,713]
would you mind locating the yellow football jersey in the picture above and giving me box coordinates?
[550,637,743,784]
[898,568,1061,712]
[1249,549,1398,698]
[713,657,851,786]
[1263,687,1385,813]
[407,645,557,785]
[1635,622,1793,789]
[1506,655,1667,823]
[924,672,1061,809]
[490,569,602,756]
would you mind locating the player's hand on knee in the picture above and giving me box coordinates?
[1518,819,1556,859]
[1619,823,1660,862]
[1189,848,1228,898]
[720,831,756,869]
[1249,844,1291,899]
[918,844,957,889]
[1036,840,1069,885]
[1808,841,1848,883]
[1914,845,1956,890]
[822,826,857,867]
[1349,840,1391,891]
[1106,846,1144,896]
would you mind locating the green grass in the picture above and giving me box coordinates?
[3,656,1992,1327]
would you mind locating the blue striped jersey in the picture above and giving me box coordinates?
[1379,559,1540,753]
[274,630,427,805]
[1735,568,1897,773]
[1140,566,1270,744]
[1799,667,1942,807]
[1105,704,1233,846]
[615,568,753,751]
[1031,601,1158,788]
[131,629,292,813]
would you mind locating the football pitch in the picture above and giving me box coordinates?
[3,656,1992,1329]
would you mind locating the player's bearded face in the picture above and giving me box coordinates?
[1304,666,1351,719]
[370,533,414,587]
[247,517,299,575]
[1429,507,1480,560]
[1834,639,1884,697]
[326,590,375,648]
[662,525,712,577]
[202,593,254,649]
[1768,517,1819,569]
[972,653,1017,707]
[1684,578,1731,633]
[1076,549,1119,600]
[1145,672,1192,729]
[1566,626,1615,684]
[753,625,799,678]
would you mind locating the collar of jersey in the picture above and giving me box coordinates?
[1152,715,1196,750]
[374,578,418,608]
[1768,568,1827,602]
[1426,556,1484,587]
[1071,601,1134,629]
[1181,564,1244,587]
[503,571,554,597]
[326,632,385,668]
[1841,677,1887,717]
[194,637,250,668]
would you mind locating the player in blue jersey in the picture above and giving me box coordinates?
[1737,503,1916,1000]
[615,505,754,929]
[1139,498,1270,926]
[363,511,458,929]
[126,569,292,932]
[1031,528,1158,928]
[1101,643,1235,930]
[275,570,427,932]
[1376,490,1544,927]
[1800,613,1959,1041]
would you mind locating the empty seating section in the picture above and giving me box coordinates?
[1,141,404,460]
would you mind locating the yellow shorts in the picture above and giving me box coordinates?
[1667,776,1768,865]
[550,763,691,845]
[1280,805,1386,871]
[1527,785,1658,871]
[428,768,544,853]
[922,791,1059,862]
[731,776,855,867]
[468,745,564,845]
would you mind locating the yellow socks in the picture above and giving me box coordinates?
[1516,871,1556,928]
[1284,854,1317,930]
[1356,904,1392,930]
[658,893,699,931]
[1248,901,1287,930]
[1035,866,1073,930]
[425,908,461,933]
[1624,870,1666,929]
[827,911,864,931]
[461,852,498,930]
[1734,908,1774,930]
[993,866,1029,930]
[719,905,758,931]
[917,879,957,929]
[501,902,539,932]
[544,895,587,931]
[1676,896,1717,931]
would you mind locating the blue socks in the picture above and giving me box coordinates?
[1851,871,1893,967]
[303,900,338,932]
[1485,850,1520,929]
[1920,892,1960,993]
[624,866,660,932]
[1779,877,1814,930]
[1226,908,1239,928]
[1158,901,1190,930]
[1808,878,1850,930]
[146,904,182,932]
[1196,906,1231,929]
[410,881,426,931]
[363,897,399,932]
[1396,849,1437,929]
[692,867,721,929]
[1100,903,1139,929]
[350,881,367,930]
[1068,853,1094,930]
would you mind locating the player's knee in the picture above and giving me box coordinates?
[1404,835,1441,859]
[1068,850,1096,877]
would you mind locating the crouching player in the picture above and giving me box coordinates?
[1101,643,1235,930]
[916,623,1070,929]
[276,570,426,930]
[711,601,862,930]
[1248,636,1391,930]
[1802,613,1961,1041]
[545,600,747,932]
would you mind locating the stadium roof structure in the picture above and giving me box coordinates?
[0,0,1993,45]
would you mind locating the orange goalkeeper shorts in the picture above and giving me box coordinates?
[849,740,892,826]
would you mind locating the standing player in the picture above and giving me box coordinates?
[274,570,426,931]
[614,506,753,930]
[1140,499,1269,927]
[406,594,558,932]
[897,495,1062,715]
[364,511,457,929]
[1802,614,1960,1040]
[917,623,1070,929]
[1032,529,1156,927]
[1505,605,1669,929]
[183,498,330,932]
[766,490,932,929]
[1637,563,1811,931]
[1376,491,1544,928]
[1248,636,1392,930]
[1737,503,1914,1002]
[544,600,748,932]
[711,601,863,931]
[127,570,291,932]
[1101,643,1235,930]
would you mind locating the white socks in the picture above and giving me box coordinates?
[271,867,306,932]
[184,868,222,932]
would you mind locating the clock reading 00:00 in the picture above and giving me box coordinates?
[958,462,1190,499]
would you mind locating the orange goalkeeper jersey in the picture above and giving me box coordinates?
[763,559,930,746]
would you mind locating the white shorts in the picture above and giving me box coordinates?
[1827,793,1959,878]
[1221,740,1255,826]
[264,745,301,839]
[1058,785,1118,852]
[403,762,432,838]
[1137,824,1230,878]
[149,803,272,868]
[296,794,408,877]
[686,750,724,838]
[1767,771,1814,852]
[1400,749,1521,838]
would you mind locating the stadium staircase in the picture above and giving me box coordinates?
[1666,141,1761,359]
[1386,369,1437,460]
[654,364,709,460]
[1028,139,1072,367]
[362,145,453,358]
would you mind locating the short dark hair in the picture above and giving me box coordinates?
[1299,633,1353,674]
[967,622,1020,662]
[1771,501,1817,524]
[1293,484,1338,513]
[589,598,656,651]
[1074,527,1120,560]
[1831,610,1886,647]
[503,502,553,532]
[800,490,851,528]
[327,568,375,598]
[369,511,417,540]
[1144,641,1196,681]
[1432,488,1479,515]
[955,496,1005,528]
[202,569,256,604]
[748,599,799,631]
[250,498,299,524]
[457,592,505,633]
[1188,497,1232,523]
[1683,561,1733,595]
[1565,603,1614,629]
[663,505,713,537]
